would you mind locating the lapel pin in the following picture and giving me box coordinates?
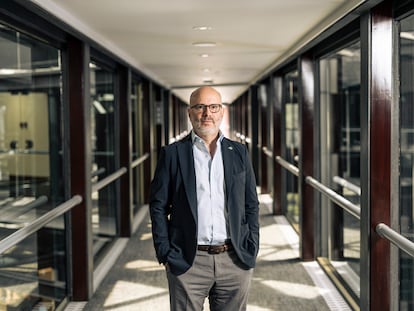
[228,146,233,150]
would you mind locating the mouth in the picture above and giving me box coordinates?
[200,119,214,125]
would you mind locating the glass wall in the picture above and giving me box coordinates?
[131,79,145,215]
[90,61,118,261]
[283,70,300,231]
[319,42,361,300]
[0,24,67,309]
[399,13,414,311]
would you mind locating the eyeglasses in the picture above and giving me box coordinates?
[190,104,222,113]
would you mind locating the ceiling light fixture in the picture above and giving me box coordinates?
[192,26,212,31]
[192,41,216,47]
[200,54,209,58]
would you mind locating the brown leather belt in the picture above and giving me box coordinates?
[197,243,233,254]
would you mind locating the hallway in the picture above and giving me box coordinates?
[74,194,351,311]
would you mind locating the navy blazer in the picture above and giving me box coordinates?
[149,134,259,275]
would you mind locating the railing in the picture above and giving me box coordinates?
[235,132,251,144]
[262,146,273,158]
[0,195,83,255]
[333,176,361,196]
[169,131,189,144]
[92,167,127,193]
[376,223,414,258]
[305,176,361,219]
[275,154,414,259]
[131,153,150,169]
[91,167,106,178]
[275,156,299,176]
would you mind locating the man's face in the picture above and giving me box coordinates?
[188,89,223,137]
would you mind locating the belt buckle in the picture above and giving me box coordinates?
[208,245,223,254]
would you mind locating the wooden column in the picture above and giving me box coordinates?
[118,66,132,237]
[361,1,392,310]
[67,36,93,300]
[249,86,260,184]
[299,53,315,260]
[141,79,152,203]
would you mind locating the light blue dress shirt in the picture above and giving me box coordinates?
[192,131,228,245]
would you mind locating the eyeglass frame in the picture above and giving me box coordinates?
[189,103,222,113]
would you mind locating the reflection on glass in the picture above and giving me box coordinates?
[399,14,414,311]
[90,62,118,260]
[283,70,299,231]
[0,24,66,308]
[319,42,361,300]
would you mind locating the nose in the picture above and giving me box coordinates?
[201,106,211,116]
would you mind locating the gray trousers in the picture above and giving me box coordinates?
[166,249,253,311]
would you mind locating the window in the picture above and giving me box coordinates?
[319,41,361,300]
[0,24,66,309]
[399,13,414,310]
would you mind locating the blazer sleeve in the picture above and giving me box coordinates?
[149,146,172,264]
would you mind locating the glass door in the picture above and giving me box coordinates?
[90,61,118,261]
[319,42,361,301]
[283,70,300,231]
[399,13,414,310]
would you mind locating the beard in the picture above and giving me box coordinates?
[192,118,222,136]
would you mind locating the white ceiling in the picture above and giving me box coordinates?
[32,0,366,104]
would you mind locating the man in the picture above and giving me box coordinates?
[149,86,259,311]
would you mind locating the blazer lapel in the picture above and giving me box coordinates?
[177,135,197,220]
[221,138,234,197]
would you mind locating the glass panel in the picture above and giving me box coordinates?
[0,216,67,310]
[90,62,118,260]
[319,42,361,299]
[0,24,66,308]
[283,70,299,231]
[399,13,414,311]
[131,81,145,215]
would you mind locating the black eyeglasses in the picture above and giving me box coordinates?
[190,104,222,113]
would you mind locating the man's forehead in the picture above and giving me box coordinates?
[194,90,221,101]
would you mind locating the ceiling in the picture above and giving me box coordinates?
[32,0,366,104]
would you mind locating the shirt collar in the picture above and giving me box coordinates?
[191,130,224,144]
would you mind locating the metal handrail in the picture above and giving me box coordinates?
[275,156,299,176]
[91,167,106,178]
[275,156,414,259]
[333,176,361,196]
[0,195,83,255]
[305,176,361,219]
[262,146,273,158]
[376,223,414,258]
[92,167,127,193]
[18,195,48,210]
[131,153,150,169]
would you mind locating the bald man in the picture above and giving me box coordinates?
[150,86,259,311]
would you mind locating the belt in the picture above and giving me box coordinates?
[197,243,233,254]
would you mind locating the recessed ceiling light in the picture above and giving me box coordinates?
[192,42,216,47]
[200,54,209,58]
[202,68,211,73]
[192,26,212,31]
